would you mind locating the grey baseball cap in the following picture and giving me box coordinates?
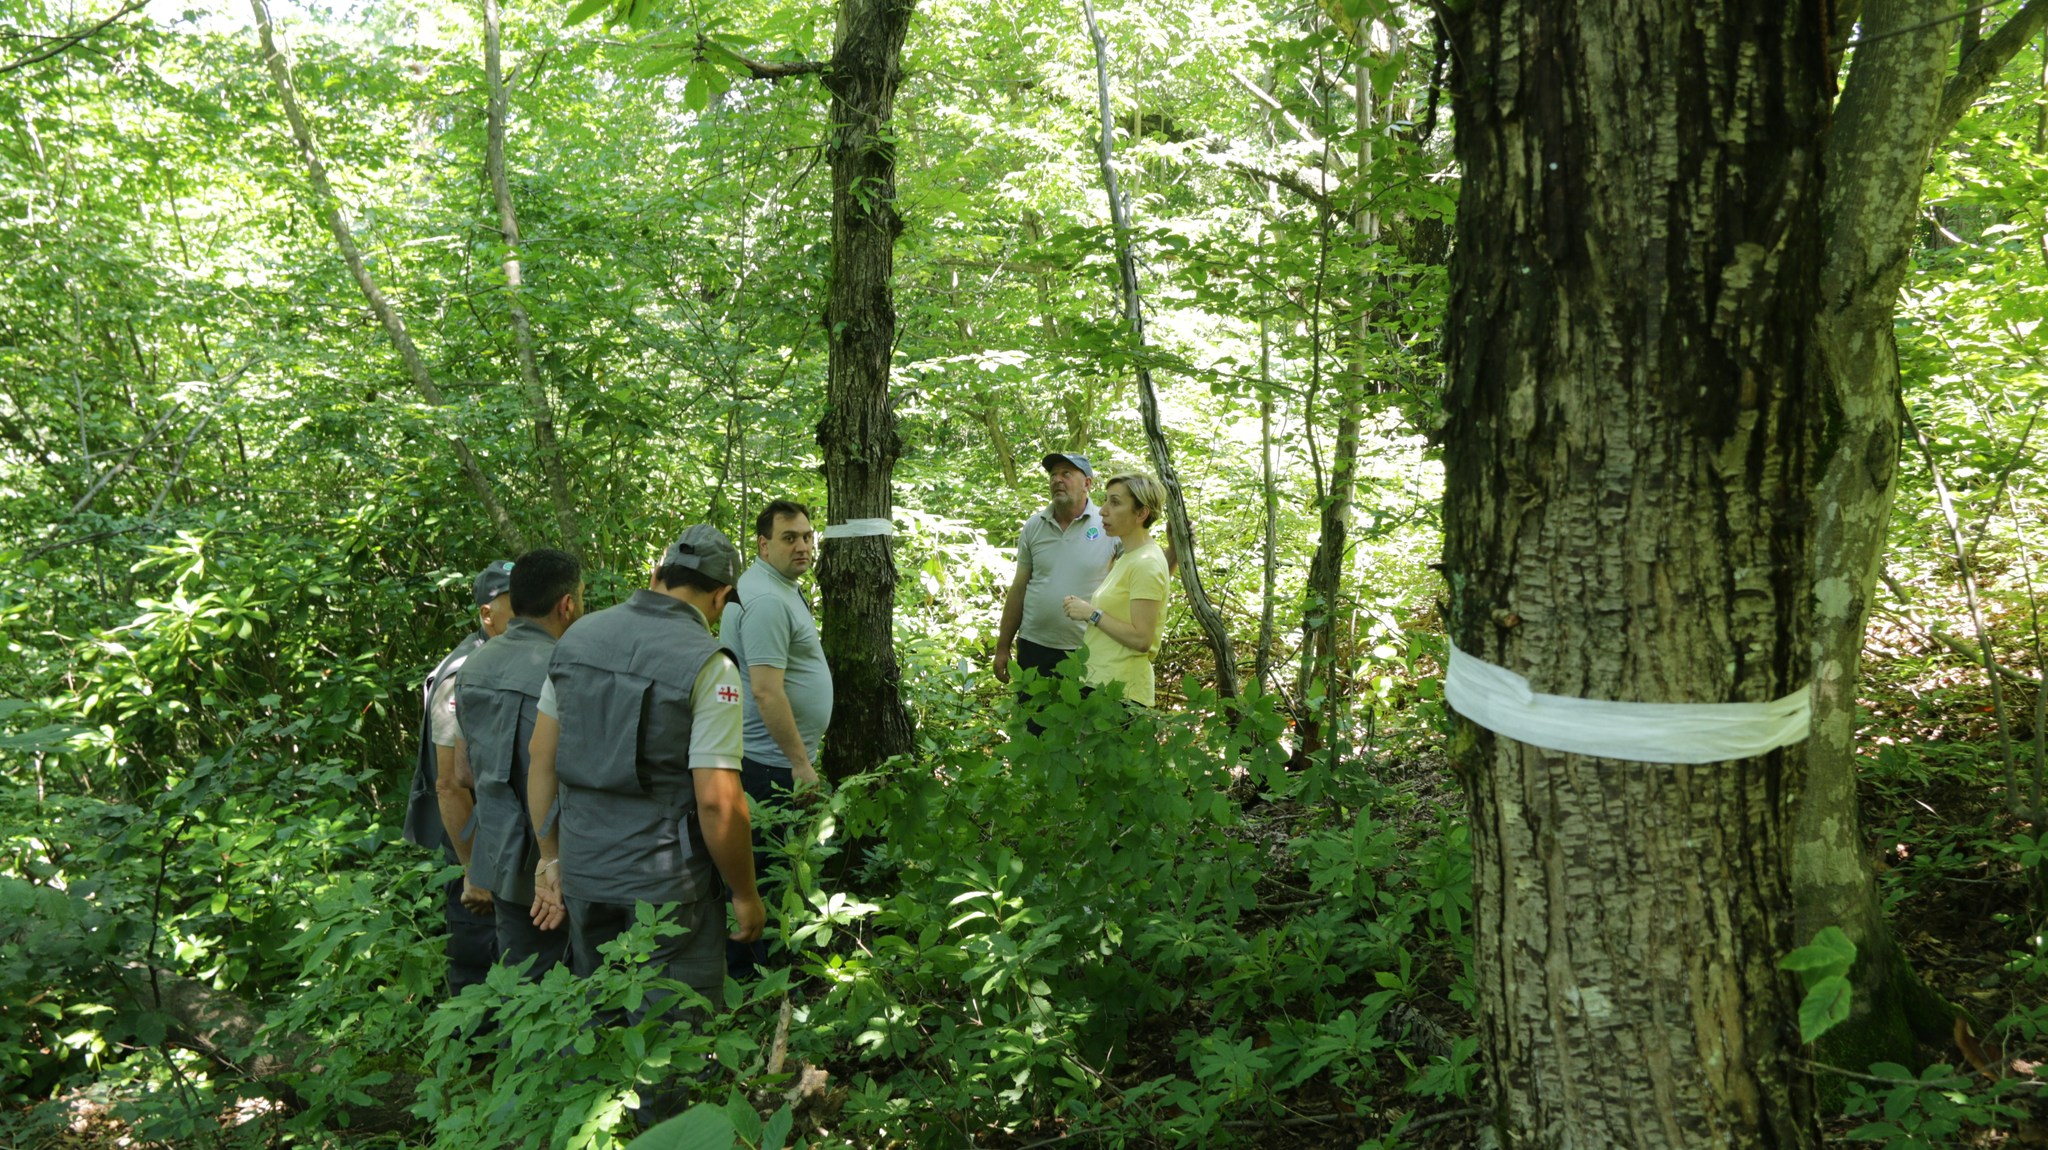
[659,525,744,591]
[1041,452,1094,478]
[472,560,514,606]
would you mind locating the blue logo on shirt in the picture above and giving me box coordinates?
[1086,528,1100,539]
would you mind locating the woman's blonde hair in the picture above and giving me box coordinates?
[1104,472,1167,530]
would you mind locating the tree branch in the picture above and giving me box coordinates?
[1937,0,2048,138]
[0,0,147,76]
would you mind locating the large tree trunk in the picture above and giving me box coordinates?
[1440,2,1829,1146]
[250,0,526,555]
[814,0,916,783]
[482,0,581,554]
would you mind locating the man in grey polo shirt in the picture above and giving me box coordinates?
[524,525,760,1008]
[994,453,1118,710]
[722,499,831,979]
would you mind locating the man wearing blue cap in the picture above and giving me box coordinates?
[994,453,1117,715]
[402,560,512,995]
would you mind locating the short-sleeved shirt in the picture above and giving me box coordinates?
[1015,501,1118,651]
[723,560,833,769]
[1080,539,1171,707]
[538,642,743,773]
[428,672,463,748]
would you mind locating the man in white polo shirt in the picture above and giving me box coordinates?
[994,452,1118,722]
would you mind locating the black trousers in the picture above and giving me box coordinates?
[493,893,569,980]
[727,756,793,982]
[441,843,499,996]
[1014,637,1075,736]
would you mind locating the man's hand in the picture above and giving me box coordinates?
[531,858,565,931]
[729,891,766,943]
[461,876,495,914]
[993,642,1012,684]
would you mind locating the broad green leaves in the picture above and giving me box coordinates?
[1780,925,1858,1043]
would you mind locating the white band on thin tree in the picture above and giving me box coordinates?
[820,518,896,539]
[1443,641,1811,764]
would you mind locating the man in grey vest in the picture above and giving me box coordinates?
[457,548,582,977]
[994,454,1117,724]
[722,499,831,979]
[525,525,760,1006]
[402,560,512,994]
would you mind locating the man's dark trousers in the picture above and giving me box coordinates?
[493,894,568,978]
[727,756,792,982]
[1014,637,1075,736]
[442,842,499,995]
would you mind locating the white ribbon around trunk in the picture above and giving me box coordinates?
[820,518,897,539]
[1444,641,1811,764]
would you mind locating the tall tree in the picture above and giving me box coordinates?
[1440,1,1829,1145]
[1081,0,1241,700]
[814,0,919,780]
[1795,0,2048,1066]
[482,0,582,553]
[249,0,527,555]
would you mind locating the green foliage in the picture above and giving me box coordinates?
[1840,1063,2027,1150]
[1782,926,1859,1044]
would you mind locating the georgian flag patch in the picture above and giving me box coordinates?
[716,684,741,704]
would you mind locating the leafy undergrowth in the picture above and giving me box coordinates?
[1834,614,2048,1147]
[12,609,2046,1150]
[1,654,1484,1149]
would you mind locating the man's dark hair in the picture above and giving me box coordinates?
[510,548,582,617]
[755,499,812,540]
[655,563,735,600]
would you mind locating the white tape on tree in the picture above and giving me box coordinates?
[820,518,896,539]
[1444,641,1811,763]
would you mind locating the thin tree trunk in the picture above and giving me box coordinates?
[1440,2,1828,1145]
[1793,0,2048,1073]
[249,0,525,554]
[1080,0,1240,700]
[1257,312,1279,692]
[483,0,580,553]
[814,0,916,783]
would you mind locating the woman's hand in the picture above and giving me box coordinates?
[1062,596,1096,622]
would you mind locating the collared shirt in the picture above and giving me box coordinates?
[1015,499,1117,650]
[1080,539,1171,707]
[724,559,833,769]
[537,599,743,773]
[429,672,463,748]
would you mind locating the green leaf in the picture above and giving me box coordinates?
[622,1103,736,1150]
[565,0,612,22]
[1779,925,1857,981]
[1797,974,1853,1043]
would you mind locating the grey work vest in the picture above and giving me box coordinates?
[456,618,556,904]
[548,589,726,906]
[403,631,485,851]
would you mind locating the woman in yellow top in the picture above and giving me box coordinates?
[1062,473,1172,707]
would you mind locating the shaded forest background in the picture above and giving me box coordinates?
[0,0,2045,1145]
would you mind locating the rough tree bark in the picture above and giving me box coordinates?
[482,0,581,553]
[1797,0,2048,1071]
[249,0,526,554]
[814,0,916,783]
[1081,0,1241,699]
[1440,2,1829,1146]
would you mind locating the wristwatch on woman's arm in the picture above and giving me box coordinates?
[1089,609,1103,626]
